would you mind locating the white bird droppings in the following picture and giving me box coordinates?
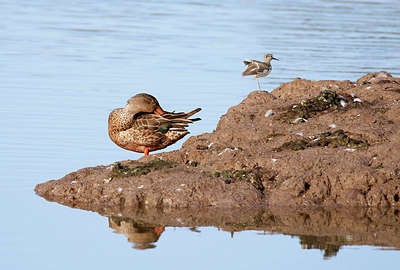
[353,98,363,103]
[329,124,337,128]
[265,109,273,118]
[218,147,240,156]
[344,148,356,152]
[294,117,307,123]
[137,185,144,189]
[218,148,231,156]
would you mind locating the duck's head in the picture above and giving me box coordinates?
[124,93,164,116]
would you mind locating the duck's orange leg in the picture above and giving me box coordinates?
[144,147,149,156]
[154,226,165,236]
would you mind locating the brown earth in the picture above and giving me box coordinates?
[35,71,400,209]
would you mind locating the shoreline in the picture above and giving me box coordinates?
[35,71,400,209]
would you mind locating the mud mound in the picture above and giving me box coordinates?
[35,71,400,208]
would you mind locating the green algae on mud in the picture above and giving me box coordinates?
[111,159,177,179]
[273,140,308,152]
[272,130,368,152]
[205,168,274,191]
[276,90,359,124]
[316,130,368,148]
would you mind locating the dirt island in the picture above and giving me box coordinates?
[35,71,400,209]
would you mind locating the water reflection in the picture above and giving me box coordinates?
[97,206,400,256]
[300,235,342,259]
[108,217,164,250]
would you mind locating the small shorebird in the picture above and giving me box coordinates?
[242,54,279,90]
[108,93,201,156]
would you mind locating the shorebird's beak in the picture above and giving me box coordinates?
[272,56,279,61]
[154,107,165,116]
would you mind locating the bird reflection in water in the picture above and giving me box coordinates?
[108,217,165,250]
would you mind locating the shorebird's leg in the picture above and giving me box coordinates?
[144,147,149,156]
[257,78,261,90]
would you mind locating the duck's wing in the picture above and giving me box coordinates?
[134,108,201,134]
[162,108,201,121]
[159,108,202,133]
[132,114,164,132]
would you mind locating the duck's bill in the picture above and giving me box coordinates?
[154,107,165,116]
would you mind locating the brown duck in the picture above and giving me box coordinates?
[108,93,201,156]
[242,54,279,90]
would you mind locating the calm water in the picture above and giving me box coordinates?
[1,0,400,269]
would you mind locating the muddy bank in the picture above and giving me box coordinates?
[35,71,400,208]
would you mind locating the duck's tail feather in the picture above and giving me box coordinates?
[163,108,201,120]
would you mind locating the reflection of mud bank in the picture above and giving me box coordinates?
[104,206,399,257]
[35,72,400,208]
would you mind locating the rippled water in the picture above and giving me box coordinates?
[1,0,400,269]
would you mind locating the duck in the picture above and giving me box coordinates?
[108,93,201,156]
[242,54,279,90]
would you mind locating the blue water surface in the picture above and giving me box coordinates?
[1,0,400,269]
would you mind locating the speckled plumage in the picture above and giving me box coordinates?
[108,93,201,155]
[242,54,279,90]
